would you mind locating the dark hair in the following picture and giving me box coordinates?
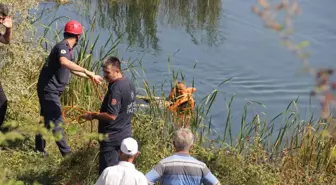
[63,32,79,39]
[0,3,9,16]
[102,56,121,71]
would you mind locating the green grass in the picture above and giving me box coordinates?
[0,0,335,185]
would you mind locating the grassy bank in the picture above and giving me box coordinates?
[0,0,336,185]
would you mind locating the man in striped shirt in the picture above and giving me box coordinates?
[145,128,221,185]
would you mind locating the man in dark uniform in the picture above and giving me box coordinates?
[0,3,12,133]
[36,20,103,157]
[81,56,137,174]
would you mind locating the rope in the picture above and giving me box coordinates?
[60,78,107,150]
[60,78,196,148]
[62,78,106,122]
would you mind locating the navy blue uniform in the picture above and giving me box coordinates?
[0,81,8,133]
[0,36,8,132]
[98,77,137,174]
[35,40,73,156]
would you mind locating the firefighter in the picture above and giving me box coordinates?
[35,20,103,157]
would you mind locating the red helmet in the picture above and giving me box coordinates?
[64,20,83,35]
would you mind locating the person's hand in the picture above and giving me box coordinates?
[80,113,95,120]
[92,75,103,85]
[2,17,12,28]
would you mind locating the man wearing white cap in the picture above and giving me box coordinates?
[94,137,147,185]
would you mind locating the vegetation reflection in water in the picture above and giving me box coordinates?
[1,0,335,184]
[70,0,224,51]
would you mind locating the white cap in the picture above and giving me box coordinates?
[120,137,138,156]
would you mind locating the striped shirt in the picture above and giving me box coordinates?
[145,153,220,185]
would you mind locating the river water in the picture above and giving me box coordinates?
[37,0,336,137]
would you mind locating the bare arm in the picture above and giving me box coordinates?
[93,112,116,121]
[0,17,12,44]
[59,56,98,78]
[60,57,103,84]
[71,71,89,78]
[82,86,122,121]
[60,56,89,73]
[92,112,117,121]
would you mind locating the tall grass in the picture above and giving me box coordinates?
[37,3,336,176]
[0,0,335,184]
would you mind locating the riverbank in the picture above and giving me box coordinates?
[0,0,335,184]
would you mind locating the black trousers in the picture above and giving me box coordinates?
[99,141,120,175]
[0,81,8,133]
[35,91,71,156]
